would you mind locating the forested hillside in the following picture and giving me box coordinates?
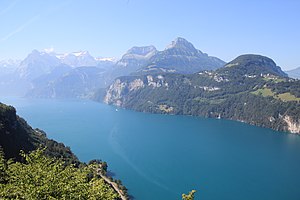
[104,54,300,134]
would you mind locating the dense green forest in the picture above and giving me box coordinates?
[0,148,119,199]
[104,55,300,134]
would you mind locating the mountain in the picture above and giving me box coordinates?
[137,37,225,74]
[0,38,225,98]
[16,50,114,81]
[24,50,117,99]
[56,51,98,67]
[0,59,21,74]
[0,49,117,98]
[0,102,78,163]
[222,54,287,77]
[117,46,157,67]
[17,50,62,80]
[27,66,107,98]
[286,67,300,79]
[0,51,64,96]
[113,37,225,76]
[104,54,300,134]
[31,64,73,86]
[0,59,27,96]
[112,46,158,76]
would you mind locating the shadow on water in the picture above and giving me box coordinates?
[106,170,116,178]
[128,194,135,200]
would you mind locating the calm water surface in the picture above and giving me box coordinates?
[2,97,300,200]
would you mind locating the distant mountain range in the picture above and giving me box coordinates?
[55,51,98,67]
[0,59,21,74]
[27,66,107,98]
[286,67,300,79]
[0,49,117,97]
[104,54,300,134]
[0,37,299,133]
[0,37,225,98]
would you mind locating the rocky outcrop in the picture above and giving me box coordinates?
[147,75,168,88]
[104,75,169,106]
[129,79,144,91]
[283,115,300,134]
[104,79,127,106]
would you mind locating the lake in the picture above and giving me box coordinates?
[2,97,300,200]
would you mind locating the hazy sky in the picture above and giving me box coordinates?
[0,0,299,70]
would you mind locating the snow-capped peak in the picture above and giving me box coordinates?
[95,57,117,62]
[42,47,55,54]
[71,51,89,57]
[55,51,90,60]
[54,51,97,67]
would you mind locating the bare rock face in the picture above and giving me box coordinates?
[129,79,145,91]
[104,79,127,106]
[104,78,146,106]
[104,75,169,106]
[283,115,300,134]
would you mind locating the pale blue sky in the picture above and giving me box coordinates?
[0,0,299,70]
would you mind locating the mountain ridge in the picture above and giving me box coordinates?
[138,37,225,74]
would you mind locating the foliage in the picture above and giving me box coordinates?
[0,148,8,184]
[276,92,300,102]
[251,88,274,97]
[222,54,287,77]
[182,190,197,200]
[0,149,119,200]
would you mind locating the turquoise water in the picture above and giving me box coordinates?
[2,97,300,200]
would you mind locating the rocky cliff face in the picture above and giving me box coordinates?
[104,75,169,106]
[283,115,300,133]
[104,79,129,106]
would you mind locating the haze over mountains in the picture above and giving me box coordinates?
[0,37,298,100]
[0,37,225,98]
[139,37,225,74]
[286,67,300,79]
[0,37,299,134]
